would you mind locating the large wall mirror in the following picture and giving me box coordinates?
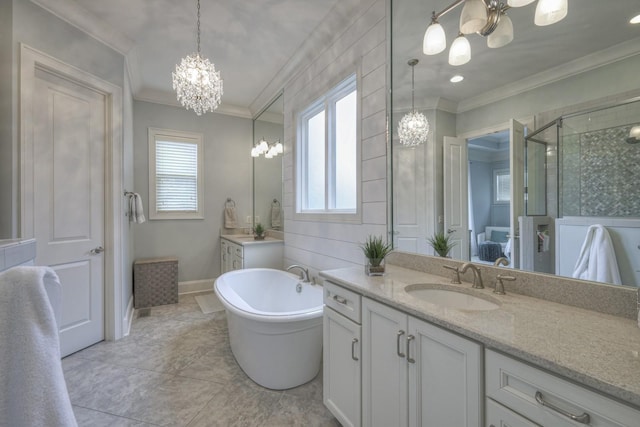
[253,93,284,232]
[390,0,640,287]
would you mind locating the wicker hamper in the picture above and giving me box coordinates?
[133,257,178,308]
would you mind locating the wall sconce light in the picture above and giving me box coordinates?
[423,0,568,66]
[251,138,283,158]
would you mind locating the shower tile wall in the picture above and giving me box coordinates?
[562,124,640,216]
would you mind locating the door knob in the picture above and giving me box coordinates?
[90,246,105,254]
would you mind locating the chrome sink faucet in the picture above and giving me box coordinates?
[443,264,461,284]
[495,274,516,295]
[460,263,484,289]
[494,257,509,267]
[286,265,310,283]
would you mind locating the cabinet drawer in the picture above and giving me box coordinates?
[487,398,540,427]
[324,281,361,324]
[486,350,640,427]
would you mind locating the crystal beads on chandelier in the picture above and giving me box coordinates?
[172,53,223,116]
[398,111,430,147]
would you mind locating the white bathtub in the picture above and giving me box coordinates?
[214,268,324,390]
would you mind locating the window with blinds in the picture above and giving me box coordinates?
[148,128,204,220]
[494,168,510,203]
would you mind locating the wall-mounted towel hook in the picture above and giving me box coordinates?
[225,198,236,208]
[124,190,135,197]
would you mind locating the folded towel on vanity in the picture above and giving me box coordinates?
[0,266,77,427]
[572,224,622,285]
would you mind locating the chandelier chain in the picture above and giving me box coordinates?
[196,0,201,54]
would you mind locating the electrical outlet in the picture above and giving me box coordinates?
[255,216,260,223]
[246,215,252,224]
[438,215,444,224]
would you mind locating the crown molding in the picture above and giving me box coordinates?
[134,88,252,119]
[30,0,134,55]
[457,37,640,114]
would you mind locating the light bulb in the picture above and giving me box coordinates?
[459,0,488,34]
[507,0,535,7]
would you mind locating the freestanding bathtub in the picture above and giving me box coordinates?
[214,268,324,390]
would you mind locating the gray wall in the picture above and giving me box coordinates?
[123,72,135,312]
[133,101,253,282]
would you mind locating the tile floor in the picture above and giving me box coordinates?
[62,292,339,427]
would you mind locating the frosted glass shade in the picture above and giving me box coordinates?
[534,0,568,26]
[423,22,446,55]
[449,35,471,66]
[507,0,535,7]
[459,0,488,34]
[630,125,640,139]
[487,14,514,48]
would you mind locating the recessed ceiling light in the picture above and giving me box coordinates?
[631,14,640,24]
[450,75,464,83]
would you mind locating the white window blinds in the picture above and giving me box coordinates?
[155,140,198,212]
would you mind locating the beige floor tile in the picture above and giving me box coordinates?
[73,406,155,427]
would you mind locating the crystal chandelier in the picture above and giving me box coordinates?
[398,59,429,147]
[172,0,223,116]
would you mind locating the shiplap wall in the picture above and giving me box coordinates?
[282,0,388,281]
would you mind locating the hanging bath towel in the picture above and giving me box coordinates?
[572,224,622,285]
[271,200,281,229]
[129,193,146,224]
[224,200,238,228]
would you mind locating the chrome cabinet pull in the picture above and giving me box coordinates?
[351,338,359,361]
[406,334,415,363]
[396,330,406,358]
[535,391,590,424]
[90,246,104,254]
[333,295,347,305]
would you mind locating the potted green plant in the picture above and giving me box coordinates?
[427,232,457,257]
[253,223,265,240]
[361,235,392,276]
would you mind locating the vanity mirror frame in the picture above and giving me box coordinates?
[252,92,285,234]
[388,0,640,289]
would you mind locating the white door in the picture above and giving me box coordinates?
[444,137,469,260]
[33,67,105,357]
[393,143,429,254]
[510,119,525,269]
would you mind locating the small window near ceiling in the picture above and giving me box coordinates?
[296,73,359,221]
[494,168,510,204]
[148,128,204,220]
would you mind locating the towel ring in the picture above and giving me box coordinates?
[226,198,236,208]
[272,199,280,207]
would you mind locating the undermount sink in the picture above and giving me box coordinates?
[405,284,500,311]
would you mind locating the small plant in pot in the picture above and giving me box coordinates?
[361,235,392,276]
[427,231,457,257]
[253,223,265,240]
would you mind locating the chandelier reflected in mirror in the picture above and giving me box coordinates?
[398,59,429,147]
[172,0,223,115]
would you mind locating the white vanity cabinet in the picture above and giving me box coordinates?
[323,281,362,427]
[219,236,283,274]
[362,297,483,427]
[486,350,640,427]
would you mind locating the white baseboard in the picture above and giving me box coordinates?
[178,278,215,295]
[122,295,134,337]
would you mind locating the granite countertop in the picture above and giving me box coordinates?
[220,234,283,246]
[320,265,640,409]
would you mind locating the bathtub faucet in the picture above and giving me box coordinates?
[286,265,310,283]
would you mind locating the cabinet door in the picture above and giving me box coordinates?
[230,243,243,271]
[362,298,408,427]
[486,399,540,427]
[408,316,482,427]
[323,307,361,427]
[220,240,228,274]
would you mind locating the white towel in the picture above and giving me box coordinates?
[224,206,238,228]
[572,224,622,285]
[271,205,281,228]
[129,193,146,224]
[0,266,78,427]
